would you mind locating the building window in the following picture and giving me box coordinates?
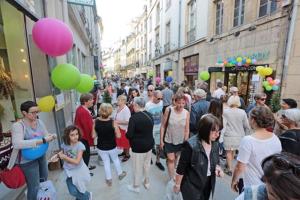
[233,0,245,27]
[149,40,152,59]
[187,0,196,43]
[259,0,278,17]
[215,0,224,35]
[156,3,160,26]
[149,16,152,31]
[165,22,171,53]
[166,0,171,10]
[155,31,160,57]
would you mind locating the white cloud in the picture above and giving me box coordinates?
[96,0,146,49]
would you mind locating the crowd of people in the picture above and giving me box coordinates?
[8,75,300,200]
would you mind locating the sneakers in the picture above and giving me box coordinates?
[89,192,93,200]
[118,171,127,180]
[127,185,140,193]
[106,179,112,186]
[155,162,165,171]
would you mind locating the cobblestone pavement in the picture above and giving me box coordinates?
[46,151,238,200]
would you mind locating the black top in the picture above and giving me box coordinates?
[279,129,300,156]
[95,119,116,150]
[126,111,154,153]
[176,135,219,200]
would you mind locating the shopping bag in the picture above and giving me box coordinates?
[37,180,57,200]
[165,179,183,200]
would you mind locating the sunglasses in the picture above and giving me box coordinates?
[157,98,163,100]
[259,98,266,101]
[148,90,153,92]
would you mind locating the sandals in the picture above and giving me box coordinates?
[143,179,150,190]
[106,179,112,187]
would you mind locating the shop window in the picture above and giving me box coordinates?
[233,0,245,27]
[215,0,224,35]
[0,1,34,132]
[259,0,277,18]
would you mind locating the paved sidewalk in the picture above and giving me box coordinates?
[46,152,238,200]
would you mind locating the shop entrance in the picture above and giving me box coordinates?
[224,71,253,105]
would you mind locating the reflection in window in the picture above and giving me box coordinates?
[0,1,34,132]
[233,0,245,27]
[259,0,277,17]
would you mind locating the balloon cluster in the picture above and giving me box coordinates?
[263,77,280,91]
[256,66,273,77]
[32,18,96,113]
[217,57,257,67]
[199,71,210,81]
[147,70,154,77]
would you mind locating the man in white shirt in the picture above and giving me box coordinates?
[144,85,154,103]
[212,82,225,99]
[145,90,165,171]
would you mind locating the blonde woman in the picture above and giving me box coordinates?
[223,96,251,176]
[94,103,126,186]
[114,95,131,162]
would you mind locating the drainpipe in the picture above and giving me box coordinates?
[281,0,298,96]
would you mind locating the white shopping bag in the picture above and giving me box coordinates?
[165,179,183,200]
[37,180,57,200]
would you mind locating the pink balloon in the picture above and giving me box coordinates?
[266,77,273,82]
[32,18,73,57]
[155,77,161,83]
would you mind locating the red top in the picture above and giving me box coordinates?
[74,106,94,146]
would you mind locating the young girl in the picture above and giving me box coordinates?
[58,125,92,200]
[95,103,127,186]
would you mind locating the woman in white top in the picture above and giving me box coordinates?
[223,96,251,176]
[114,95,131,162]
[231,106,282,192]
[160,92,190,179]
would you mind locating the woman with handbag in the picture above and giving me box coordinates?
[160,92,190,179]
[7,101,56,199]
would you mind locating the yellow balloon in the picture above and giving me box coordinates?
[256,66,264,72]
[265,67,273,76]
[37,96,55,112]
[168,71,173,76]
[92,75,97,80]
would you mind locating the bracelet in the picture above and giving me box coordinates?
[42,137,46,144]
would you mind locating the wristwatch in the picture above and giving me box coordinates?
[42,137,46,144]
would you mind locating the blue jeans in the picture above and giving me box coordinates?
[19,155,48,200]
[66,177,90,200]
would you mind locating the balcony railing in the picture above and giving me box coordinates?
[187,27,196,43]
[164,43,170,53]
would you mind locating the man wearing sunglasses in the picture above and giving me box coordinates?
[145,91,165,171]
[246,93,267,114]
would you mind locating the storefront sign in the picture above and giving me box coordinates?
[219,51,270,62]
[184,55,199,75]
[67,0,94,7]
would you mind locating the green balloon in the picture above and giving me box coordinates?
[199,71,210,81]
[263,81,269,87]
[265,85,272,91]
[51,64,80,90]
[76,74,94,93]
